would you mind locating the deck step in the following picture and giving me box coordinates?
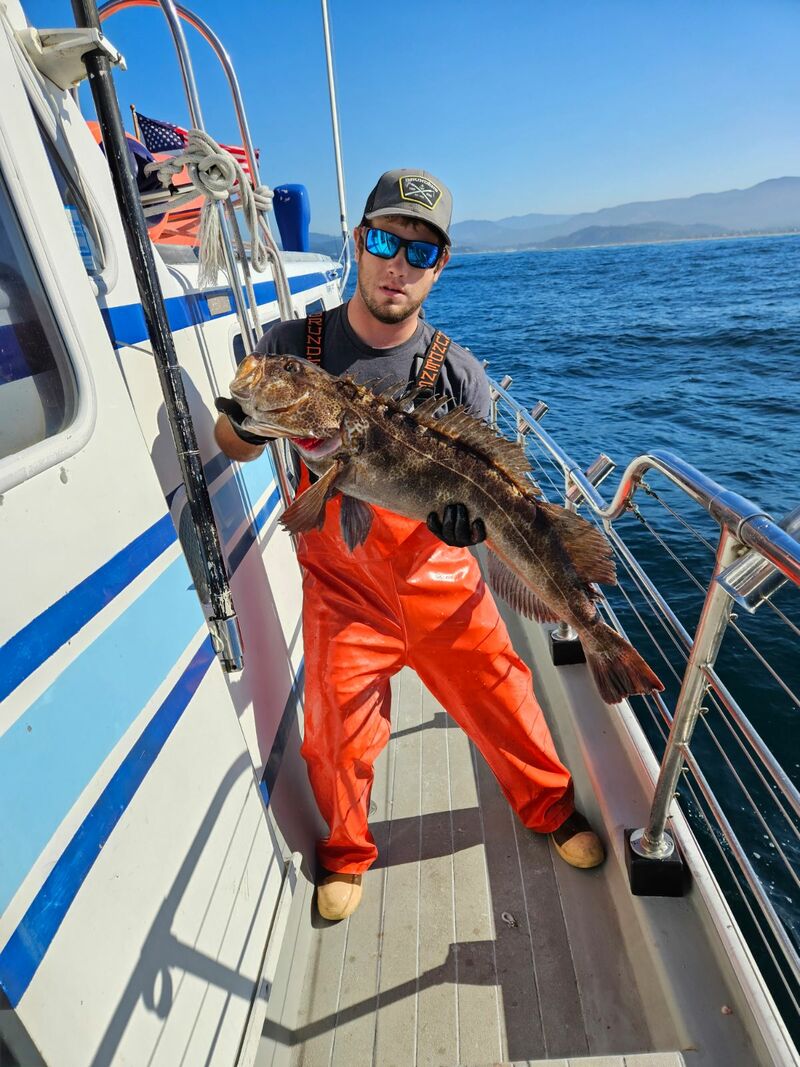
[501,1053,686,1066]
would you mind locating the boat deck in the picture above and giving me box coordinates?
[277,667,678,1067]
[258,598,775,1067]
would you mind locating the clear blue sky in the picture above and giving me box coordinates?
[25,0,800,234]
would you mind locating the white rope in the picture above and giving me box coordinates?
[144,128,273,286]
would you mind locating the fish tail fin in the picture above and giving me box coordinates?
[586,622,664,704]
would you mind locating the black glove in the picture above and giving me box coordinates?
[214,396,271,446]
[427,503,486,547]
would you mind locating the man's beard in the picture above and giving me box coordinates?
[358,275,423,325]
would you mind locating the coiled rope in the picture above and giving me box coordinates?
[145,128,273,288]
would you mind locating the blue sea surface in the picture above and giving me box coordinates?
[427,234,800,509]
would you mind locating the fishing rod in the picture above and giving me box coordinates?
[70,0,243,672]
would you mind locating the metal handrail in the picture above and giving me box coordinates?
[97,0,295,511]
[494,386,800,827]
[488,374,800,993]
[98,0,258,352]
[489,379,800,585]
[101,0,346,307]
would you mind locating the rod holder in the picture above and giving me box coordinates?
[209,614,244,672]
[566,453,616,505]
[716,504,800,612]
[530,401,548,422]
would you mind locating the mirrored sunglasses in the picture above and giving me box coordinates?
[363,226,443,270]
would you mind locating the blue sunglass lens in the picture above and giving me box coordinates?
[366,228,400,259]
[406,241,440,269]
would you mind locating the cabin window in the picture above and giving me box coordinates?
[305,298,325,315]
[232,317,278,365]
[0,173,77,461]
[39,127,104,277]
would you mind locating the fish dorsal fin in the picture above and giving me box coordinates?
[412,394,449,420]
[377,379,412,400]
[538,501,617,586]
[358,376,385,392]
[360,376,536,492]
[430,407,536,489]
[279,461,342,535]
[486,550,560,622]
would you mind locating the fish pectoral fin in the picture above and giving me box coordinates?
[339,496,374,550]
[486,550,561,623]
[280,461,342,535]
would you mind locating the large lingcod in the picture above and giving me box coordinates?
[229,353,663,705]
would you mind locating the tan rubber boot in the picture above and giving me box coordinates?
[551,811,605,869]
[317,872,363,921]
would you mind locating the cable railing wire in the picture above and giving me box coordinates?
[678,763,800,1015]
[729,621,800,710]
[765,597,800,641]
[705,688,800,840]
[694,701,800,891]
[639,479,718,555]
[609,543,691,678]
[608,502,800,841]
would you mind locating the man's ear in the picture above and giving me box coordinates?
[433,247,451,277]
[353,226,364,262]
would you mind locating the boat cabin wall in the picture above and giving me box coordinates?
[0,9,337,1064]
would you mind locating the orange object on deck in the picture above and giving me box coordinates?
[297,485,575,875]
[85,120,203,246]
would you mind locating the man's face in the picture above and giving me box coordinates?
[354,216,449,325]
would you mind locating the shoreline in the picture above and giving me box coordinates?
[450,230,800,256]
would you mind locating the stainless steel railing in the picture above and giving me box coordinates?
[97,0,296,512]
[488,374,800,1017]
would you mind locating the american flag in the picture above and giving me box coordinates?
[135,111,258,178]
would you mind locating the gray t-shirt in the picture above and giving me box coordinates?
[254,302,491,420]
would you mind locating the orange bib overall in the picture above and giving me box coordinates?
[297,484,574,875]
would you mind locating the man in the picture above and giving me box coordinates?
[215,169,604,922]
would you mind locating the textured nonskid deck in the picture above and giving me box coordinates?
[286,667,660,1067]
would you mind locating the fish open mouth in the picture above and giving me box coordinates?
[248,392,309,417]
[290,433,342,458]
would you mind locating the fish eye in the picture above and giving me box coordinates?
[283,360,298,373]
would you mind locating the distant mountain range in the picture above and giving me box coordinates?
[306,178,800,256]
[447,178,800,252]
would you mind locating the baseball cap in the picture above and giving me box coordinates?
[362,169,453,246]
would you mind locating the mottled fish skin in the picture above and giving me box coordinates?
[230,353,663,704]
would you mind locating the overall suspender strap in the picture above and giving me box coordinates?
[415,329,452,391]
[305,311,326,364]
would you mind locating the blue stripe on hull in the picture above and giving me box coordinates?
[228,486,282,574]
[0,555,204,916]
[0,637,215,1008]
[0,514,177,705]
[1,444,278,707]
[100,269,339,349]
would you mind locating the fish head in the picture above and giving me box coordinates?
[229,354,346,439]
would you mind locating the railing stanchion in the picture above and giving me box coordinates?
[631,527,739,862]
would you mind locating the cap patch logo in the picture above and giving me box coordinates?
[399,175,441,210]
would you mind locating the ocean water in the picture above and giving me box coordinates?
[427,234,800,509]
[421,234,800,1001]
